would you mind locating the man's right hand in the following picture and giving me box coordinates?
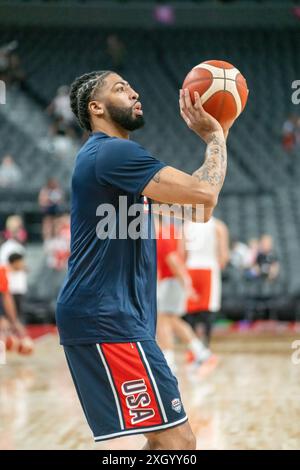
[143,88,228,219]
[179,88,225,143]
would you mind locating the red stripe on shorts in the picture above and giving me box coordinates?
[101,342,163,429]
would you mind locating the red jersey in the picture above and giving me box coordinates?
[0,266,9,293]
[156,224,179,280]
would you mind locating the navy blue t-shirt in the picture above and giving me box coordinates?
[56,132,167,345]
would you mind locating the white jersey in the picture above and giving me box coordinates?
[7,270,27,295]
[185,218,219,270]
[185,217,221,312]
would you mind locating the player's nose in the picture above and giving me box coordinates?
[129,87,139,101]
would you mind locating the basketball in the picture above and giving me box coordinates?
[18,337,34,355]
[5,335,20,352]
[182,60,249,129]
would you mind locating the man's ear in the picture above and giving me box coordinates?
[89,100,104,117]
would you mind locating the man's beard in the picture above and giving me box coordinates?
[106,103,145,131]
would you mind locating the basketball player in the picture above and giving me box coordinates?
[183,217,229,346]
[6,253,27,320]
[0,266,10,340]
[56,70,228,450]
[156,218,211,373]
[0,262,25,342]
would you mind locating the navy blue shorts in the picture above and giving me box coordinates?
[64,340,187,442]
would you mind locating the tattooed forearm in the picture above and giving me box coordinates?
[192,132,227,188]
[152,168,164,183]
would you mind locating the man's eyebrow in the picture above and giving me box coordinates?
[112,81,129,89]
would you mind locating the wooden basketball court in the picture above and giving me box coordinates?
[1,331,299,450]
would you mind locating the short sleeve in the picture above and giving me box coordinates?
[95,138,167,195]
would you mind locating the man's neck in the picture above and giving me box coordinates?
[92,122,129,140]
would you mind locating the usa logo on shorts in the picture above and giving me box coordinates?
[171,398,182,413]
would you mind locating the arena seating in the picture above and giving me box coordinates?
[1,27,298,191]
[1,26,300,319]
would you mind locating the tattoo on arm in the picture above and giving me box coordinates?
[152,168,164,183]
[192,132,227,188]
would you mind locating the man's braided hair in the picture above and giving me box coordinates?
[69,70,113,132]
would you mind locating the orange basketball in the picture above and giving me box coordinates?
[5,335,20,352]
[18,337,34,355]
[182,60,249,129]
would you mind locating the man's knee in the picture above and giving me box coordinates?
[179,429,196,450]
[181,429,196,450]
[146,422,196,450]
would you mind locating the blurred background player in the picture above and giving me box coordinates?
[6,253,27,322]
[156,217,212,373]
[183,217,229,346]
[0,216,28,321]
[0,253,33,354]
[0,264,10,344]
[0,260,22,349]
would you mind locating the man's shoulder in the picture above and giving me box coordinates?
[101,137,141,152]
[97,137,146,164]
